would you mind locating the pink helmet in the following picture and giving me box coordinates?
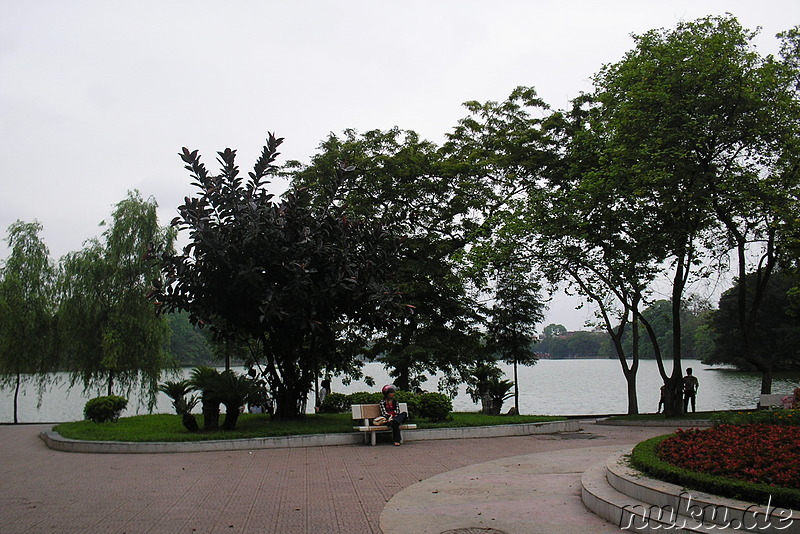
[381,384,396,395]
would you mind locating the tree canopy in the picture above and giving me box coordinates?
[152,134,406,418]
[58,191,174,409]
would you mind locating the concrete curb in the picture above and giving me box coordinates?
[40,419,582,454]
[594,417,714,427]
[582,449,800,533]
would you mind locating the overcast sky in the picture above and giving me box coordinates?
[1,1,798,329]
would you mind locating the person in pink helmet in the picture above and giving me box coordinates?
[379,385,408,446]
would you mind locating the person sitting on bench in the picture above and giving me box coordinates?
[379,384,408,446]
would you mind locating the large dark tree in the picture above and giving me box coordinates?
[288,128,486,392]
[152,134,404,419]
[706,271,800,379]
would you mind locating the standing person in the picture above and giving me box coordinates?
[657,384,667,413]
[683,368,699,413]
[315,379,331,412]
[379,385,408,446]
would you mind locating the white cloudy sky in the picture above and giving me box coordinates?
[1,1,797,329]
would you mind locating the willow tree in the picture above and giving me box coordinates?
[0,221,57,423]
[59,191,174,409]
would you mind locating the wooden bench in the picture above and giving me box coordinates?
[352,403,417,445]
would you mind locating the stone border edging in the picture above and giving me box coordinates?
[594,417,714,427]
[583,448,800,533]
[40,419,581,454]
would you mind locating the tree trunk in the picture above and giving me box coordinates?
[760,366,773,395]
[221,405,240,430]
[107,371,114,397]
[513,358,519,416]
[480,392,493,415]
[394,365,410,392]
[626,377,638,415]
[202,395,220,430]
[664,374,684,417]
[13,371,21,424]
[273,387,306,420]
[181,413,199,432]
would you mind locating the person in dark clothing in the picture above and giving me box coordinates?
[683,368,699,413]
[379,384,408,446]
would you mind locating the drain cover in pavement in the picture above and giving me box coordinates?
[441,529,509,534]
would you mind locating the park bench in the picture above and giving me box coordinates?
[352,403,417,445]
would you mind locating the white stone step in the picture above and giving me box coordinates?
[604,449,799,534]
[582,460,728,533]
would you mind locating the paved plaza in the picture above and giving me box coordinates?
[0,422,673,533]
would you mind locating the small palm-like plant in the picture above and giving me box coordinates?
[206,370,255,430]
[486,378,515,416]
[158,380,200,432]
[188,367,221,430]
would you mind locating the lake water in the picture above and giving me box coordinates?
[2,359,799,423]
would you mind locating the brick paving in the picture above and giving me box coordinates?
[0,422,670,534]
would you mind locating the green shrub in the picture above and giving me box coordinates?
[347,391,383,406]
[630,434,800,510]
[320,392,350,413]
[711,409,800,426]
[84,395,128,423]
[394,390,419,415]
[415,392,452,422]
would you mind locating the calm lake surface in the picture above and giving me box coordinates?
[2,359,799,423]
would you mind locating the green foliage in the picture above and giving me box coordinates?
[151,135,404,419]
[83,395,128,423]
[346,391,383,406]
[705,271,800,374]
[54,412,566,442]
[205,370,254,430]
[322,390,425,415]
[630,434,800,510]
[711,409,800,426]
[188,366,221,430]
[0,220,58,423]
[166,311,215,366]
[319,392,349,413]
[464,363,514,415]
[414,392,452,422]
[59,191,174,409]
[289,128,488,393]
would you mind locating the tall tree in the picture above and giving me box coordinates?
[567,15,800,412]
[288,128,486,392]
[152,134,405,419]
[705,271,800,375]
[59,191,174,409]
[485,262,544,415]
[0,221,57,423]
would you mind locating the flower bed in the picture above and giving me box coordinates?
[658,424,800,489]
[630,433,800,510]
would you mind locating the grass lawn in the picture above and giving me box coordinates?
[54,412,565,443]
[604,410,744,421]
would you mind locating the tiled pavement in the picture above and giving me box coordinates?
[0,422,670,534]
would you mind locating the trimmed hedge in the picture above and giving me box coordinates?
[84,395,128,423]
[630,434,800,511]
[318,390,452,421]
[711,409,800,426]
